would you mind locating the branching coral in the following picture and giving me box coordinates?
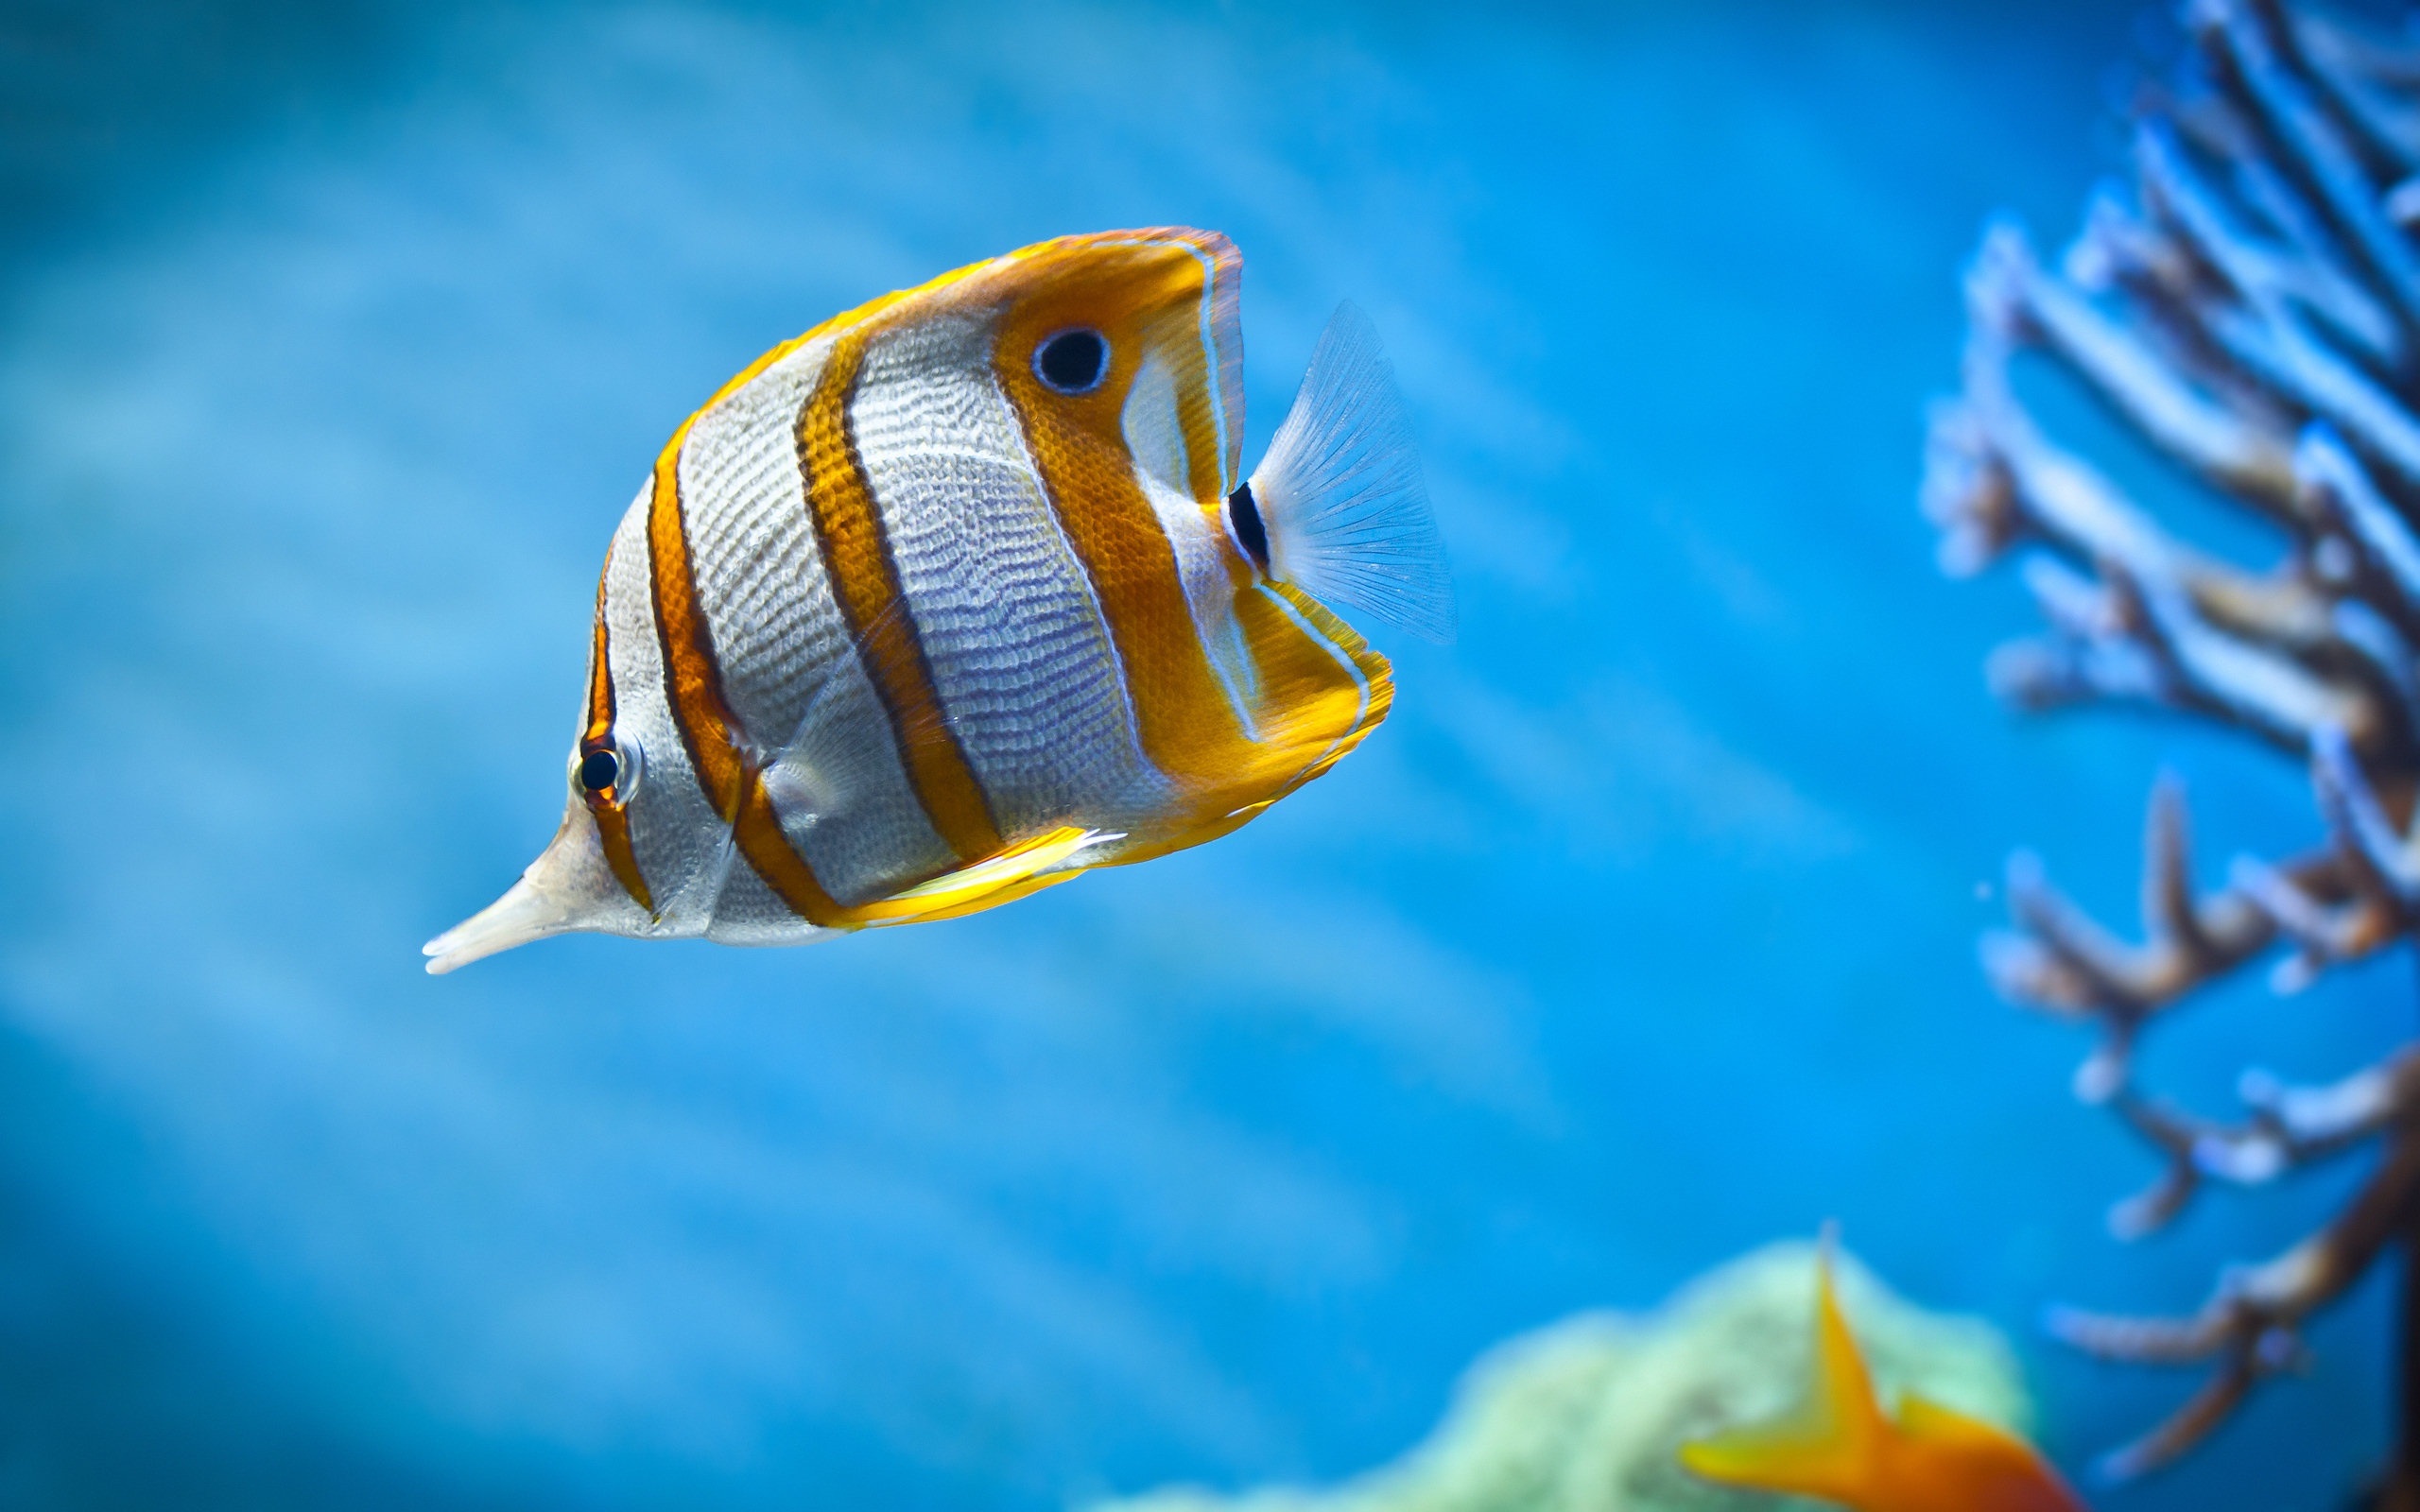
[1925,0,2420,1496]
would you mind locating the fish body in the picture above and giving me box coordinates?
[427,228,1450,972]
[1680,1242,2083,1512]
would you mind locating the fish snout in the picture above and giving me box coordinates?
[422,801,639,973]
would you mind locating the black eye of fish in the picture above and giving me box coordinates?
[578,747,622,795]
[1034,329,1108,394]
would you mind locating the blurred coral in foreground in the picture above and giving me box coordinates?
[1088,1244,2027,1512]
[1924,0,2420,1497]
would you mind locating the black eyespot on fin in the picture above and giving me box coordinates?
[1034,329,1108,394]
[1228,482,1270,573]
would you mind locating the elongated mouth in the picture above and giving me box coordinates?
[422,872,583,974]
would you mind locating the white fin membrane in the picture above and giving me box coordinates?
[1247,301,1456,644]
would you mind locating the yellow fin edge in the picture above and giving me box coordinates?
[856,826,1108,927]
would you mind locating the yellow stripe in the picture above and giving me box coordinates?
[849,825,1097,924]
[797,324,1004,862]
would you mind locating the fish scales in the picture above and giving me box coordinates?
[797,321,1003,866]
[602,496,735,930]
[645,392,865,931]
[994,300,1253,799]
[851,310,1160,838]
[425,228,1452,971]
[670,337,955,910]
[1139,455,1264,740]
[770,656,951,908]
[675,339,850,754]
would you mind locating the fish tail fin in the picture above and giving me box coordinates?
[1894,1393,2020,1452]
[1236,301,1456,644]
[1678,1228,1893,1503]
[1895,1396,2086,1510]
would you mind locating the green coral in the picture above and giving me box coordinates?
[1091,1243,2033,1512]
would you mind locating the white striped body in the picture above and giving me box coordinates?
[428,229,1407,971]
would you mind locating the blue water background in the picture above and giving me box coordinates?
[0,1,2403,1506]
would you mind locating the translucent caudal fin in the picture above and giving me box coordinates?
[1678,1230,1891,1504]
[1243,301,1456,644]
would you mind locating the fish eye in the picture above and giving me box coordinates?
[571,736,641,801]
[579,748,621,794]
[1033,328,1108,394]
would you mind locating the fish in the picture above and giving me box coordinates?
[424,227,1452,973]
[1678,1235,2084,1512]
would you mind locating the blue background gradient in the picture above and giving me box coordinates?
[0,2,2398,1507]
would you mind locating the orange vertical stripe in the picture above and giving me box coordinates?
[579,548,655,915]
[647,456,748,820]
[796,326,1003,862]
[987,254,1258,794]
[645,446,854,927]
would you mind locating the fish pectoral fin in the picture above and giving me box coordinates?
[854,826,1121,925]
[761,595,939,837]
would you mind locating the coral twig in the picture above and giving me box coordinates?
[1930,0,2420,1492]
[2050,1120,2420,1480]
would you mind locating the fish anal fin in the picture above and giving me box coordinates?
[853,826,1115,926]
[866,868,1082,926]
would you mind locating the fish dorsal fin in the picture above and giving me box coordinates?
[1242,301,1456,644]
[1678,1236,1891,1503]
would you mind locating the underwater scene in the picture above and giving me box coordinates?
[6,0,2417,1507]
